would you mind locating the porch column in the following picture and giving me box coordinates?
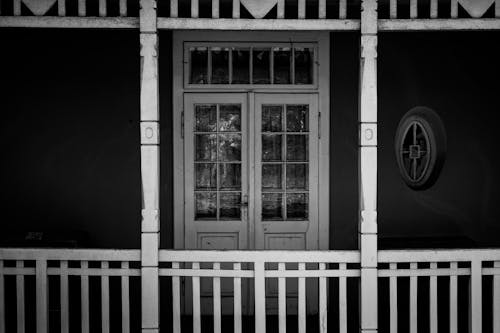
[140,0,160,332]
[359,1,378,333]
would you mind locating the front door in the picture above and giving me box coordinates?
[184,92,320,313]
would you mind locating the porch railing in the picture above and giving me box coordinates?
[378,249,500,333]
[0,248,141,333]
[159,250,361,333]
[1,248,500,332]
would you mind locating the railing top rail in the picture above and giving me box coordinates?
[0,248,140,261]
[159,249,360,263]
[379,248,500,262]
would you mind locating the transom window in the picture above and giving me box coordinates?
[186,43,316,87]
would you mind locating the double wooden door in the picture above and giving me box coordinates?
[183,92,320,313]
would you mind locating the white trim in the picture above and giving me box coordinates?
[159,18,360,31]
[378,18,500,31]
[173,31,330,250]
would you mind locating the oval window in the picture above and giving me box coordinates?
[395,107,447,190]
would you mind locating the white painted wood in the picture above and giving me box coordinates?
[81,261,90,333]
[389,263,397,333]
[430,0,438,18]
[339,0,347,19]
[78,0,86,16]
[233,263,242,333]
[0,249,140,262]
[390,0,397,18]
[141,267,159,329]
[409,263,418,333]
[101,261,110,333]
[212,0,219,18]
[298,0,305,18]
[16,261,25,333]
[14,0,21,15]
[378,18,500,31]
[119,0,127,16]
[232,0,240,18]
[60,261,69,333]
[170,0,178,17]
[298,263,306,333]
[213,263,221,333]
[191,0,199,18]
[58,0,66,16]
[494,261,500,333]
[410,0,418,18]
[159,18,360,30]
[450,262,458,333]
[121,262,130,333]
[379,249,500,262]
[99,0,106,17]
[161,250,360,263]
[192,262,201,333]
[429,262,437,333]
[172,263,181,333]
[278,263,286,333]
[339,263,347,333]
[0,17,139,29]
[0,260,4,333]
[319,263,327,333]
[36,260,48,333]
[378,267,470,277]
[254,261,266,333]
[318,0,326,18]
[277,0,284,19]
[449,0,459,18]
[470,260,482,333]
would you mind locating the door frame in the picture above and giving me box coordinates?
[173,30,330,250]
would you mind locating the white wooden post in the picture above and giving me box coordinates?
[140,0,160,332]
[359,1,378,333]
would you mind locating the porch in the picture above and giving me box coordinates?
[1,0,500,332]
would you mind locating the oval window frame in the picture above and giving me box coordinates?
[395,107,447,190]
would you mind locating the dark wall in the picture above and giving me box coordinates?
[1,29,499,249]
[0,29,141,248]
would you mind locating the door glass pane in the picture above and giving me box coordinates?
[286,135,308,161]
[294,47,313,84]
[273,47,291,84]
[286,193,308,219]
[253,49,270,84]
[286,164,308,190]
[218,134,241,161]
[195,104,217,132]
[262,134,282,161]
[196,134,217,161]
[196,192,217,219]
[190,47,208,84]
[262,164,282,190]
[262,193,283,220]
[219,104,241,132]
[220,193,241,219]
[219,163,241,190]
[286,105,309,132]
[232,49,250,84]
[211,47,229,84]
[262,105,283,132]
[196,163,217,190]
